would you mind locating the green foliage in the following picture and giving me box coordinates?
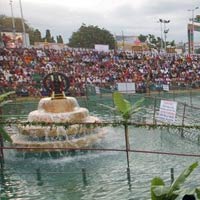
[44,29,52,42]
[0,126,12,142]
[0,91,15,104]
[68,24,116,49]
[151,162,199,200]
[170,40,176,47]
[113,92,131,120]
[113,92,144,121]
[56,35,63,43]
[0,91,15,142]
[195,48,200,54]
[33,29,42,43]
[138,34,147,42]
[137,33,176,49]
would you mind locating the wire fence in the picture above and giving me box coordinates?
[1,91,200,170]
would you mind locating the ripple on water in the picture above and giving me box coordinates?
[2,125,200,199]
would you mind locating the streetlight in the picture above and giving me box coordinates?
[19,0,27,47]
[158,19,164,50]
[9,0,16,42]
[188,6,199,54]
[159,19,170,52]
[163,20,170,51]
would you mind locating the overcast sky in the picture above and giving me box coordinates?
[1,0,200,43]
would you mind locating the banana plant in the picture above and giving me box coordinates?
[113,92,144,121]
[112,92,144,168]
[151,161,200,200]
[0,91,15,142]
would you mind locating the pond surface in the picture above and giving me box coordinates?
[1,126,200,200]
[1,94,200,200]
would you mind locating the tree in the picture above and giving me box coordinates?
[56,35,63,43]
[170,40,175,47]
[138,34,147,43]
[51,36,55,43]
[68,24,116,49]
[147,34,158,47]
[137,33,176,50]
[44,29,51,42]
[195,48,200,54]
[33,29,42,43]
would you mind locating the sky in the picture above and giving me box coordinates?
[1,0,200,44]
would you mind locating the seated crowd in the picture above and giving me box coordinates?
[0,47,200,97]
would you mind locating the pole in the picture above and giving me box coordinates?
[0,106,4,168]
[192,9,194,54]
[82,168,87,185]
[181,103,186,137]
[122,31,125,51]
[163,20,170,52]
[160,20,163,50]
[0,133,4,168]
[153,97,157,124]
[124,124,130,169]
[36,168,43,186]
[10,0,16,41]
[164,22,166,50]
[19,0,27,47]
[170,168,174,184]
[188,7,199,54]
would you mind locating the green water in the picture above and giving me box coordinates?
[1,94,200,199]
[1,127,200,200]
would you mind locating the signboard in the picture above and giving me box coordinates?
[163,84,169,91]
[94,44,109,52]
[34,42,66,50]
[157,100,177,123]
[95,86,100,94]
[1,32,30,48]
[117,82,136,93]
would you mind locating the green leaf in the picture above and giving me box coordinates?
[99,104,116,111]
[0,91,15,103]
[0,126,12,142]
[113,92,144,121]
[151,177,166,200]
[195,188,200,199]
[113,92,131,115]
[130,107,142,115]
[132,97,145,109]
[168,162,198,197]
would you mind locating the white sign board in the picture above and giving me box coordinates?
[163,84,169,91]
[94,44,109,52]
[158,100,177,123]
[117,82,136,93]
[95,86,100,94]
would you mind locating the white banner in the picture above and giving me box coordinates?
[117,82,136,93]
[94,44,109,52]
[163,84,169,91]
[95,86,100,94]
[157,100,177,123]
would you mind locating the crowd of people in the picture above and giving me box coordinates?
[0,47,200,97]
